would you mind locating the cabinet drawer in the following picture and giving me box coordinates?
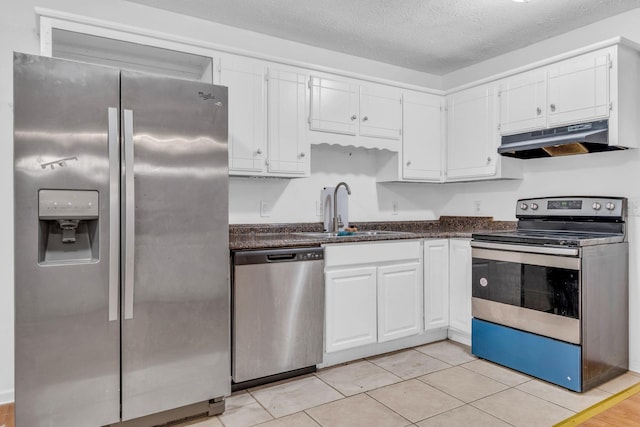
[324,240,421,268]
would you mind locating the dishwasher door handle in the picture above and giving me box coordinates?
[267,253,297,261]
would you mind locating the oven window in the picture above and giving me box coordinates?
[472,258,579,319]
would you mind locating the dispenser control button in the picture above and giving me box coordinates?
[530,203,539,210]
[606,202,616,211]
[592,202,602,211]
[520,203,528,210]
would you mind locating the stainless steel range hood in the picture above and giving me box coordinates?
[498,120,622,159]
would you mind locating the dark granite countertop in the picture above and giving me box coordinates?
[229,216,515,250]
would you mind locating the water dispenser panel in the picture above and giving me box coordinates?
[39,190,99,220]
[38,190,100,261]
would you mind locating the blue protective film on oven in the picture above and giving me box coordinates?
[472,318,582,392]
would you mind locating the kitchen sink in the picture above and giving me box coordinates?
[295,230,415,238]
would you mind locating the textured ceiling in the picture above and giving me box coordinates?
[126,0,640,75]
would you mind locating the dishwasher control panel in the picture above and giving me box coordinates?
[297,251,323,261]
[233,247,324,265]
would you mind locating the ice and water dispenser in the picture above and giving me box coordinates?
[38,190,100,264]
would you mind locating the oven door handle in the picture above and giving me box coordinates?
[471,241,580,257]
[473,246,580,270]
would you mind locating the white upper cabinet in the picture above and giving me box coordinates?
[402,91,444,182]
[309,75,402,150]
[499,49,612,135]
[266,66,310,176]
[221,55,310,177]
[359,83,402,140]
[446,84,499,180]
[547,52,610,127]
[220,54,266,174]
[309,76,359,135]
[499,70,547,135]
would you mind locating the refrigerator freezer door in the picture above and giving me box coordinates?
[120,71,230,421]
[14,53,121,426]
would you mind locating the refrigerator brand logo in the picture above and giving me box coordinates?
[198,91,215,100]
[198,91,223,106]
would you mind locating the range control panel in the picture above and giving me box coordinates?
[516,196,626,219]
[39,189,99,219]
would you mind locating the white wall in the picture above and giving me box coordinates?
[0,0,439,403]
[2,1,640,403]
[230,145,443,224]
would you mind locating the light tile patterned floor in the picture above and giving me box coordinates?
[175,340,640,427]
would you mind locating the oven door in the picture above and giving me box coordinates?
[471,242,581,344]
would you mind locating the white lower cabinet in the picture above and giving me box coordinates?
[325,267,378,353]
[324,237,473,361]
[324,241,422,354]
[377,263,422,342]
[448,238,472,344]
[423,239,449,331]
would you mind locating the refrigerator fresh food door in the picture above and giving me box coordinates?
[120,71,230,421]
[14,53,121,427]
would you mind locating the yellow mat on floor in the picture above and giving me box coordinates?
[554,381,640,426]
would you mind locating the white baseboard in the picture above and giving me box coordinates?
[447,328,471,347]
[0,388,14,405]
[320,328,448,368]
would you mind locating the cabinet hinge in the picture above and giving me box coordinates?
[308,77,313,89]
[609,59,613,69]
[497,91,502,98]
[497,124,501,131]
[265,70,269,82]
[399,129,402,136]
[610,102,613,111]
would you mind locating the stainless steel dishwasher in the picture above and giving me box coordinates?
[232,247,324,389]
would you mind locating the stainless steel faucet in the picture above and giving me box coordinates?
[332,182,352,232]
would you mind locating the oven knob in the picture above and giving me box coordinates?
[530,203,539,210]
[520,203,528,210]
[606,202,616,211]
[592,202,601,211]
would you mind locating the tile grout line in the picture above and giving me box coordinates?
[363,385,420,426]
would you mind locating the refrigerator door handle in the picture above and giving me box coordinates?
[123,108,136,320]
[108,107,120,321]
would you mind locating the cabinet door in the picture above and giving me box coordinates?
[402,91,443,181]
[360,83,402,140]
[266,67,309,175]
[499,70,547,135]
[377,262,422,342]
[446,85,498,180]
[449,239,472,337]
[548,52,610,126]
[325,267,377,353]
[424,239,449,331]
[220,55,266,173]
[309,76,359,135]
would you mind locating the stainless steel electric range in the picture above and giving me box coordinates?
[471,196,629,392]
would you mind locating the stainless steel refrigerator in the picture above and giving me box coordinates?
[13,52,230,426]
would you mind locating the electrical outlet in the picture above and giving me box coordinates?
[260,200,271,217]
[474,200,482,214]
[392,201,399,215]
